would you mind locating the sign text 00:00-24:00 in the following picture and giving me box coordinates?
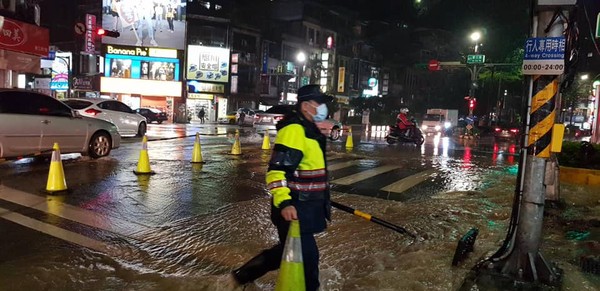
[522,64,564,71]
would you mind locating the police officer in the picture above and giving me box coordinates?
[231,84,333,291]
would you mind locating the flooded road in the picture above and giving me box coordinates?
[0,124,598,290]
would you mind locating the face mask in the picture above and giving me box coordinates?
[312,103,328,122]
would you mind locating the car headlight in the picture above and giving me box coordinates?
[444,122,451,129]
[434,125,441,131]
[421,125,428,130]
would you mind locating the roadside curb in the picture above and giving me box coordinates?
[560,166,600,186]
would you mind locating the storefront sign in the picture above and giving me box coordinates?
[188,93,214,100]
[104,46,180,82]
[101,77,182,97]
[84,14,96,53]
[73,76,93,90]
[186,45,230,83]
[231,75,238,94]
[187,80,225,94]
[0,16,49,57]
[50,52,71,91]
[262,44,269,74]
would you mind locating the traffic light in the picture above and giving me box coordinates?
[97,28,120,38]
[469,99,476,109]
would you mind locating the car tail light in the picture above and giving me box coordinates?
[494,127,501,132]
[85,108,102,116]
[274,116,284,121]
[510,129,519,133]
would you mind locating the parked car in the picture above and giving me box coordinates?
[317,119,344,141]
[236,107,259,126]
[135,108,168,124]
[0,89,121,159]
[493,122,520,141]
[253,105,293,133]
[218,111,237,124]
[63,98,147,137]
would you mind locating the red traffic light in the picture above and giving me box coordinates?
[97,28,120,38]
[469,99,476,109]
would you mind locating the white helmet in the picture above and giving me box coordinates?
[400,108,409,114]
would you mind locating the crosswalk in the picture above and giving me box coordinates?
[326,158,438,200]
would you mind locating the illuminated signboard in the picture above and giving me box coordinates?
[186,45,230,83]
[50,52,72,91]
[102,0,187,50]
[187,80,225,94]
[104,45,180,81]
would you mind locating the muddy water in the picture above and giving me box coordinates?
[1,136,599,290]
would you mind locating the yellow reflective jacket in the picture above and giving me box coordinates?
[266,115,331,231]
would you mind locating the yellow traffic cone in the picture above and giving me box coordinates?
[46,143,68,193]
[262,129,271,150]
[230,129,242,155]
[275,220,305,291]
[134,136,155,175]
[345,126,354,149]
[191,132,205,163]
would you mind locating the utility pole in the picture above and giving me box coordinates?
[462,0,575,289]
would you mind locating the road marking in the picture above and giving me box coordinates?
[380,169,436,193]
[327,160,361,171]
[331,165,400,185]
[0,185,150,239]
[0,206,112,254]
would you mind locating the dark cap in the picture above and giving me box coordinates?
[297,84,333,104]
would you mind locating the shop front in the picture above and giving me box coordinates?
[186,45,231,122]
[100,44,183,123]
[0,16,49,88]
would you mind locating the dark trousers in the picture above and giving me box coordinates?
[233,219,320,291]
[167,18,174,30]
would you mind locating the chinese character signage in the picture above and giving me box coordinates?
[0,16,49,57]
[337,67,345,93]
[186,45,230,83]
[85,14,96,53]
[522,37,565,75]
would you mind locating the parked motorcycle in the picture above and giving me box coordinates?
[385,119,425,146]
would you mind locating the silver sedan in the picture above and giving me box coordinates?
[0,89,121,160]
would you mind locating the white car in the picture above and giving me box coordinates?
[0,89,121,159]
[64,98,147,137]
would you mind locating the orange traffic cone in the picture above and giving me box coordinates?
[230,129,242,155]
[275,220,305,291]
[46,143,68,193]
[262,129,271,150]
[134,136,155,175]
[191,132,205,163]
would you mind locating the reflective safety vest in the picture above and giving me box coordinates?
[266,123,328,208]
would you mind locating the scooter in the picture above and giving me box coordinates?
[385,121,425,146]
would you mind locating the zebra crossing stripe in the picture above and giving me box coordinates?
[0,185,150,238]
[380,169,436,194]
[331,165,400,185]
[327,160,361,171]
[0,206,113,254]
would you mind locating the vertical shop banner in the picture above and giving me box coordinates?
[337,67,345,93]
[0,16,49,57]
[85,14,96,53]
[231,75,238,94]
[262,43,269,74]
[50,52,72,90]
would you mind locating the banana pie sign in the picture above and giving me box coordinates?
[0,16,49,57]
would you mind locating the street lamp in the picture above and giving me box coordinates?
[296,51,307,87]
[467,31,483,118]
[470,31,481,53]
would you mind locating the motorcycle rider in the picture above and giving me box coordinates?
[396,108,415,137]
